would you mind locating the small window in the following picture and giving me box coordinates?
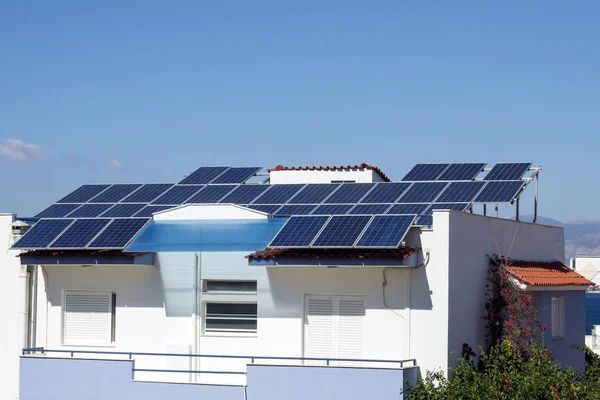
[204,303,257,334]
[203,280,257,293]
[63,290,116,345]
[551,296,565,339]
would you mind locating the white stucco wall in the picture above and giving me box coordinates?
[269,169,384,184]
[0,214,28,400]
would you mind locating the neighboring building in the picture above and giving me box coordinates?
[571,256,600,287]
[3,162,593,400]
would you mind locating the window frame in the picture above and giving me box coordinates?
[62,289,116,347]
[202,301,258,337]
[202,280,257,295]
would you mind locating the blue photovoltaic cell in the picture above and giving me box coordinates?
[179,166,230,184]
[56,185,111,203]
[219,185,271,204]
[12,219,74,249]
[288,184,341,204]
[100,203,146,218]
[401,164,450,181]
[435,181,485,203]
[349,204,392,215]
[122,184,174,203]
[474,181,525,203]
[151,185,204,205]
[133,205,175,217]
[324,183,375,204]
[49,219,111,248]
[211,167,262,184]
[269,216,330,247]
[273,204,317,216]
[386,203,430,215]
[35,204,82,218]
[252,184,305,204]
[360,183,411,204]
[426,203,471,212]
[89,184,143,203]
[88,218,150,248]
[311,204,354,215]
[437,163,486,181]
[312,215,372,248]
[398,182,448,203]
[65,203,114,218]
[243,204,282,214]
[186,185,238,203]
[484,163,531,181]
[355,215,416,248]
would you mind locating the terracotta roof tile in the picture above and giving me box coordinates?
[492,258,594,287]
[247,247,419,260]
[267,163,391,182]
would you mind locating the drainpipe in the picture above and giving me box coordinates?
[193,253,202,382]
[27,265,38,348]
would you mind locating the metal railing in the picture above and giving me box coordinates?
[22,347,417,377]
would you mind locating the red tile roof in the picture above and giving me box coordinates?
[492,258,594,287]
[267,163,391,182]
[247,247,419,260]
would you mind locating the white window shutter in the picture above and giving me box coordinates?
[64,291,112,345]
[305,298,335,360]
[337,299,365,361]
[551,296,563,339]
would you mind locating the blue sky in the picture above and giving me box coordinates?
[1,1,598,221]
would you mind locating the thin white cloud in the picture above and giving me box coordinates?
[106,157,125,171]
[0,139,43,162]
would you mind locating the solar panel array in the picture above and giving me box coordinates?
[14,162,533,250]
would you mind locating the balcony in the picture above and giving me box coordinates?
[20,348,418,400]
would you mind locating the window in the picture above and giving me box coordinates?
[63,290,116,345]
[203,280,257,293]
[204,303,257,334]
[551,296,565,339]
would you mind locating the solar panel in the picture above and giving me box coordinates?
[179,166,230,184]
[100,203,146,218]
[474,181,525,203]
[312,215,373,248]
[323,183,375,204]
[252,184,305,204]
[219,185,271,204]
[349,204,392,215]
[426,203,471,212]
[89,184,143,203]
[269,216,330,248]
[133,205,176,217]
[88,218,150,248]
[359,183,411,203]
[311,204,354,215]
[49,219,112,248]
[437,163,486,181]
[186,185,238,203]
[398,182,448,203]
[121,184,174,203]
[65,203,114,218]
[355,215,416,248]
[211,167,262,184]
[288,184,341,204]
[12,219,74,249]
[56,185,111,203]
[274,204,317,215]
[485,163,531,181]
[435,181,485,203]
[401,164,449,181]
[386,203,430,215]
[243,204,282,214]
[151,185,204,205]
[35,204,82,218]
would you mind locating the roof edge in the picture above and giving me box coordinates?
[267,163,392,182]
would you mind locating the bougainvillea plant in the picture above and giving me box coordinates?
[484,254,550,355]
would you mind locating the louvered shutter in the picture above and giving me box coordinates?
[337,298,365,361]
[551,296,563,339]
[64,291,113,345]
[305,298,335,360]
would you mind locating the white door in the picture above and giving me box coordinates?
[304,295,365,365]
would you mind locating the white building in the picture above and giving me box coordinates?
[3,163,593,399]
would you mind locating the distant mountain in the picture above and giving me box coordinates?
[517,215,600,261]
